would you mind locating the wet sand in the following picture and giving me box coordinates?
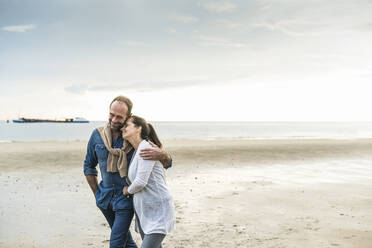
[1,139,372,247]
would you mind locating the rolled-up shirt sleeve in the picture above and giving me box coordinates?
[164,156,173,169]
[127,157,156,194]
[83,130,98,176]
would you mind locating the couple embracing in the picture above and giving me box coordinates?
[83,95,175,248]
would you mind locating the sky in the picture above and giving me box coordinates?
[1,0,372,121]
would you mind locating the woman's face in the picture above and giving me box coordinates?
[121,118,141,139]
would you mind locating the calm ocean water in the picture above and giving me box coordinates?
[1,121,372,142]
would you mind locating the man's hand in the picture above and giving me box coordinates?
[139,141,172,167]
[123,186,130,196]
[139,141,166,161]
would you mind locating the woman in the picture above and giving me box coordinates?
[122,115,175,248]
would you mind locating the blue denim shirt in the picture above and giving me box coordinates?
[84,129,134,211]
[83,128,172,211]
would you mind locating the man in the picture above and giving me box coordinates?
[83,95,172,248]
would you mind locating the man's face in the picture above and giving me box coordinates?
[108,101,128,132]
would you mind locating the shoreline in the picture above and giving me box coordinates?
[1,138,372,170]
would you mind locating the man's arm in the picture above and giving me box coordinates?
[159,152,172,168]
[139,141,172,168]
[85,175,98,195]
[83,130,99,196]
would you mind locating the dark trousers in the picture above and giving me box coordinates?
[99,205,138,248]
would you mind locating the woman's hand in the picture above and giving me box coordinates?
[123,186,130,196]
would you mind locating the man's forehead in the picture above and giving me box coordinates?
[110,101,128,115]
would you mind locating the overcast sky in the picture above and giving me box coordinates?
[1,0,372,121]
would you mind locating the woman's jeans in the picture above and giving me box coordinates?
[99,205,138,248]
[136,214,166,248]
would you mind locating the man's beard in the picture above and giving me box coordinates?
[109,121,123,132]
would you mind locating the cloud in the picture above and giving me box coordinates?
[169,13,199,23]
[64,77,223,94]
[198,35,245,48]
[213,19,241,29]
[354,22,372,32]
[251,19,349,37]
[202,1,237,13]
[2,24,36,32]
[118,40,151,47]
[166,28,177,33]
[249,1,372,37]
[64,84,89,94]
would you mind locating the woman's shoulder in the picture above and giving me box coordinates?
[138,140,152,150]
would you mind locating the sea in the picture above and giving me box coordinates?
[1,121,372,142]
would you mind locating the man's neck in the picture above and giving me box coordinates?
[111,130,121,140]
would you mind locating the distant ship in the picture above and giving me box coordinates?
[13,117,89,123]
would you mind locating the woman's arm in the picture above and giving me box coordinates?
[127,157,156,195]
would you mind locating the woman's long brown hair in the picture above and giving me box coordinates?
[130,115,162,148]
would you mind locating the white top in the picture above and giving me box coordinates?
[127,140,175,234]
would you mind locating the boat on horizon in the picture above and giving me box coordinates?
[13,117,89,123]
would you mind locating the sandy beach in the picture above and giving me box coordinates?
[1,138,372,248]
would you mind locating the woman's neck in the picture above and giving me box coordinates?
[127,135,143,150]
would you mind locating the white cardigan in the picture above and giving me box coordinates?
[127,140,175,234]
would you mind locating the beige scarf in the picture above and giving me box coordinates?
[97,123,133,178]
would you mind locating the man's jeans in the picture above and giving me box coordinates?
[99,205,137,248]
